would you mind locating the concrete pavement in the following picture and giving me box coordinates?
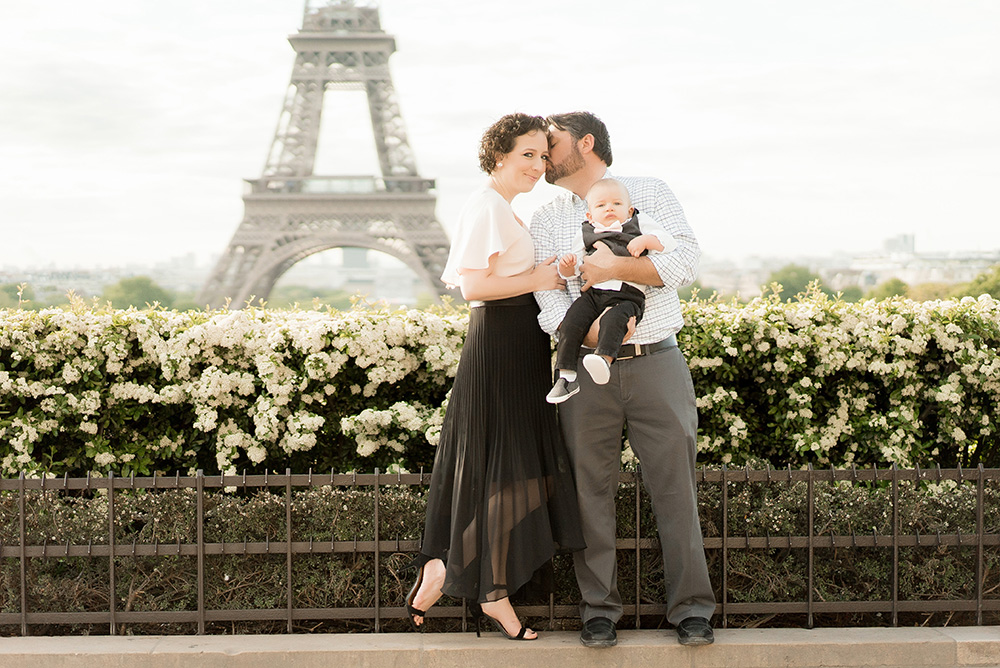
[1,626,999,668]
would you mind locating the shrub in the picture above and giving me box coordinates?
[2,292,999,477]
[683,289,1000,468]
[0,300,464,477]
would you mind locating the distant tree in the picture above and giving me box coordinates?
[952,264,1000,299]
[169,292,200,311]
[678,280,705,301]
[865,278,908,300]
[101,276,174,309]
[266,285,354,310]
[414,292,439,310]
[764,264,826,298]
[0,283,33,308]
[835,286,864,303]
[907,282,954,301]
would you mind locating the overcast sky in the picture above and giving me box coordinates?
[1,0,998,272]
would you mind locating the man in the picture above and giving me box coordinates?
[530,112,716,648]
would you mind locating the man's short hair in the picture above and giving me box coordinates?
[546,111,613,166]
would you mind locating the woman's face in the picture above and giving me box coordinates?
[494,130,548,194]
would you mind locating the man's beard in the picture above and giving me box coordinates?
[545,145,585,184]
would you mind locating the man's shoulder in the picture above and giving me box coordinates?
[614,174,676,209]
[532,190,581,224]
[614,174,669,191]
[536,189,578,211]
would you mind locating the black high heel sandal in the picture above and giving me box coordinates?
[405,564,427,632]
[470,602,536,641]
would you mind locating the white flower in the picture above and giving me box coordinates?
[247,445,268,463]
[94,452,116,466]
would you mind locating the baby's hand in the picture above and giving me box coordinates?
[627,234,664,257]
[558,253,577,277]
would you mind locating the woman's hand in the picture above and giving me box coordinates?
[532,255,566,291]
[460,254,565,300]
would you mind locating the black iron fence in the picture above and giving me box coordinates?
[1,465,997,635]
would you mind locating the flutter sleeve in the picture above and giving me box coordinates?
[440,187,522,288]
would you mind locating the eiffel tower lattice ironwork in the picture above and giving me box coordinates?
[197,0,452,308]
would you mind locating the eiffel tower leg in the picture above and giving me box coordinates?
[196,236,266,308]
[367,79,417,178]
[265,58,326,178]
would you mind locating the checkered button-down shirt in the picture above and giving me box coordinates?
[530,170,700,345]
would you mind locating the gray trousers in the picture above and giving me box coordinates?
[559,345,716,625]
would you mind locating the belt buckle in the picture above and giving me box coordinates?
[619,342,641,361]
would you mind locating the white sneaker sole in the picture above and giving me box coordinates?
[582,354,611,385]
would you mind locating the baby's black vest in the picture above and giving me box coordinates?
[581,211,646,258]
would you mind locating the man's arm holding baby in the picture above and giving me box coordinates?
[627,233,663,257]
[638,181,700,290]
[580,244,661,290]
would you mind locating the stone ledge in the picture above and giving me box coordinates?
[0,627,998,668]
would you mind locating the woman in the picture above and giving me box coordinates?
[406,113,585,640]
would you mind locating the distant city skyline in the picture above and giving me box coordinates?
[6,236,996,300]
[2,0,999,272]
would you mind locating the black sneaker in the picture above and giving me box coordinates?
[546,377,579,404]
[580,616,617,648]
[675,616,714,645]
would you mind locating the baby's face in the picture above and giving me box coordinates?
[586,183,633,226]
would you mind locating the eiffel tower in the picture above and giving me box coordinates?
[197,0,452,308]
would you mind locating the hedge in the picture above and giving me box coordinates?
[1,290,999,477]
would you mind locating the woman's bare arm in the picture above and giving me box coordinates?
[460,254,565,301]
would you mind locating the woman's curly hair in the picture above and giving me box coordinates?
[478,113,547,174]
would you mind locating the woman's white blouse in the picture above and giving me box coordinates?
[440,185,534,289]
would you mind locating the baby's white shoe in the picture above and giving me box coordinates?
[583,354,611,385]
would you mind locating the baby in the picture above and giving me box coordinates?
[546,178,677,403]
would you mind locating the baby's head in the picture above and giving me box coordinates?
[585,178,634,226]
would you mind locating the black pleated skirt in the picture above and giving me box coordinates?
[418,294,585,603]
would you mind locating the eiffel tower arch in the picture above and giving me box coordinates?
[198,0,452,308]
